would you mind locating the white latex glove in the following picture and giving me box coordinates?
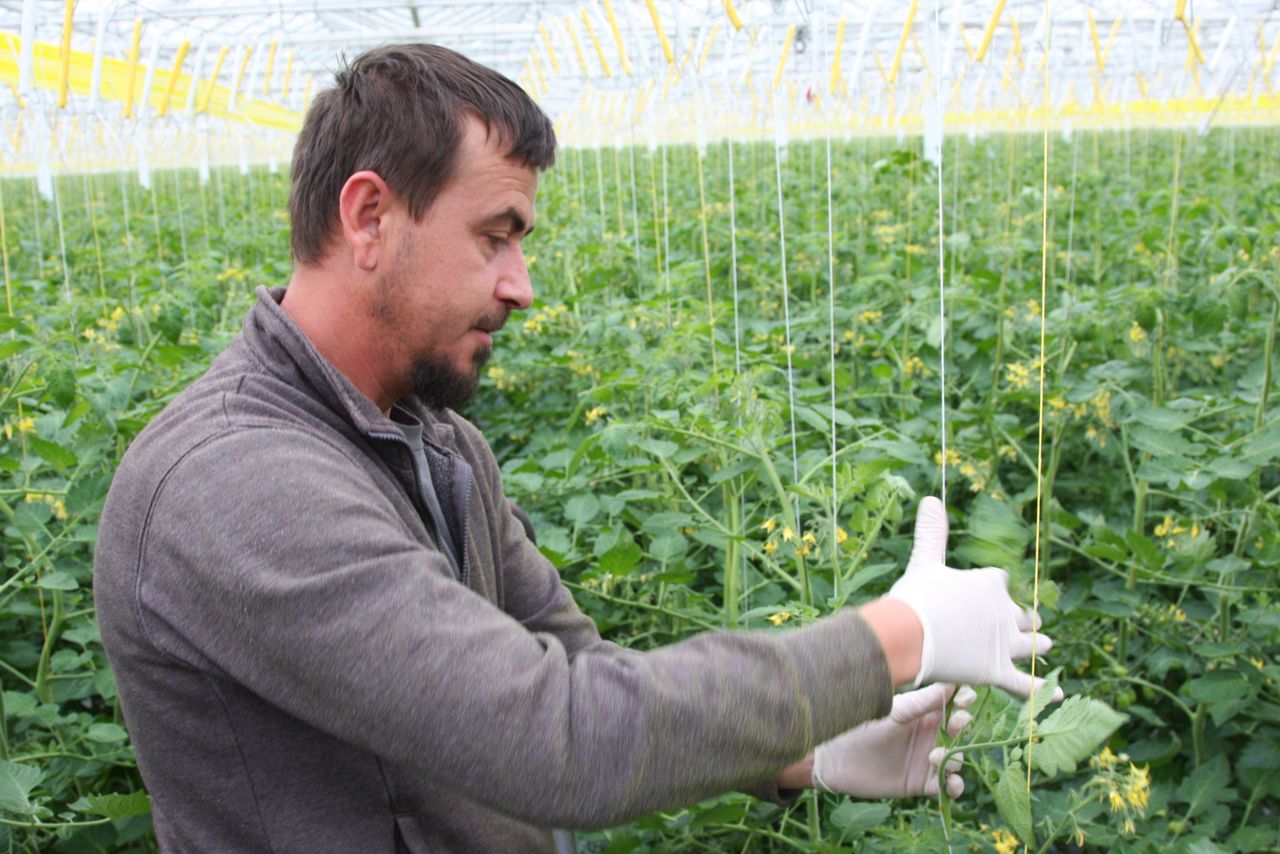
[812,683,975,798]
[887,497,1064,700]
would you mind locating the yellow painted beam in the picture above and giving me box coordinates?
[123,19,143,118]
[156,39,190,117]
[644,0,674,64]
[56,0,74,108]
[198,45,229,113]
[600,0,632,75]
[0,33,301,131]
[539,23,560,75]
[976,0,1008,62]
[723,0,744,31]
[699,23,720,73]
[774,24,796,92]
[829,17,846,94]
[888,0,920,84]
[280,49,294,101]
[262,39,278,96]
[1088,11,1104,73]
[564,17,589,77]
[580,9,613,78]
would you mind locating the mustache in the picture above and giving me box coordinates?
[474,309,510,334]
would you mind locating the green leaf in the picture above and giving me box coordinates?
[598,540,642,577]
[829,800,891,834]
[36,571,79,591]
[1175,754,1234,820]
[647,531,687,563]
[564,493,600,526]
[956,494,1030,573]
[84,790,151,819]
[0,760,44,815]
[994,761,1033,845]
[1017,668,1063,729]
[1129,424,1193,457]
[0,339,30,360]
[27,435,79,472]
[1032,696,1127,777]
[85,722,129,743]
[1132,406,1196,431]
[1240,421,1280,464]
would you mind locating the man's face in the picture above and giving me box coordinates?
[372,116,538,410]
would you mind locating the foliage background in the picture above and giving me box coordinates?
[0,126,1276,851]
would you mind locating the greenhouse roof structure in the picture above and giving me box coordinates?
[1,0,1278,176]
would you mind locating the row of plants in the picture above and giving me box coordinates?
[0,126,1276,851]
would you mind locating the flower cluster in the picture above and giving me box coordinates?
[486,365,518,391]
[991,828,1019,854]
[24,491,67,521]
[522,303,570,335]
[934,447,992,494]
[758,518,847,560]
[1089,747,1150,836]
[584,406,608,424]
[3,416,35,440]
[83,306,127,342]
[1154,515,1207,549]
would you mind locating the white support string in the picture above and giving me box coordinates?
[825,132,839,598]
[728,138,742,377]
[772,115,801,514]
[823,18,841,598]
[934,0,949,502]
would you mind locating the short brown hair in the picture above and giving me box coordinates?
[288,43,557,264]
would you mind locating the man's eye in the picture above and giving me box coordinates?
[487,234,508,249]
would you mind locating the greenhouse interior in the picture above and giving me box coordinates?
[0,0,1277,850]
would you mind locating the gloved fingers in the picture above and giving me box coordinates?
[953,685,977,709]
[890,682,954,723]
[946,771,965,799]
[996,666,1066,701]
[945,708,973,739]
[907,497,949,570]
[929,746,964,773]
[1010,630,1055,660]
[1013,606,1043,632]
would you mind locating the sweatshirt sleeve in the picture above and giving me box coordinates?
[136,428,893,830]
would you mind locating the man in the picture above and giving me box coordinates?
[94,44,1058,852]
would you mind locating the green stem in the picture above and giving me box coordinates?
[33,590,64,704]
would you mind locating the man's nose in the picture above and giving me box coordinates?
[497,245,534,310]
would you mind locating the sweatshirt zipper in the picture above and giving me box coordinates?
[369,430,467,585]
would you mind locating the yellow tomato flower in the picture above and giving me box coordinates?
[781,527,795,542]
[761,517,777,533]
[767,610,793,627]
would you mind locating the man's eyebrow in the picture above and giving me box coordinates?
[480,207,534,237]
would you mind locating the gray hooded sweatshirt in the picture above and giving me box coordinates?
[93,286,893,853]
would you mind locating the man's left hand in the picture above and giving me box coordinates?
[811,683,975,799]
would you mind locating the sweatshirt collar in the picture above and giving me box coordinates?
[244,286,458,449]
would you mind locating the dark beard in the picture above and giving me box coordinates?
[409,346,492,411]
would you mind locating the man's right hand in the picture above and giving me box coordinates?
[887,496,1063,700]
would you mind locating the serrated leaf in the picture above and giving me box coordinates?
[829,800,891,834]
[1017,668,1063,729]
[85,790,151,820]
[994,761,1033,845]
[1175,754,1234,819]
[26,435,78,472]
[1032,696,1127,777]
[0,760,44,815]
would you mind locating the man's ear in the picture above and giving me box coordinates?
[338,171,395,272]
